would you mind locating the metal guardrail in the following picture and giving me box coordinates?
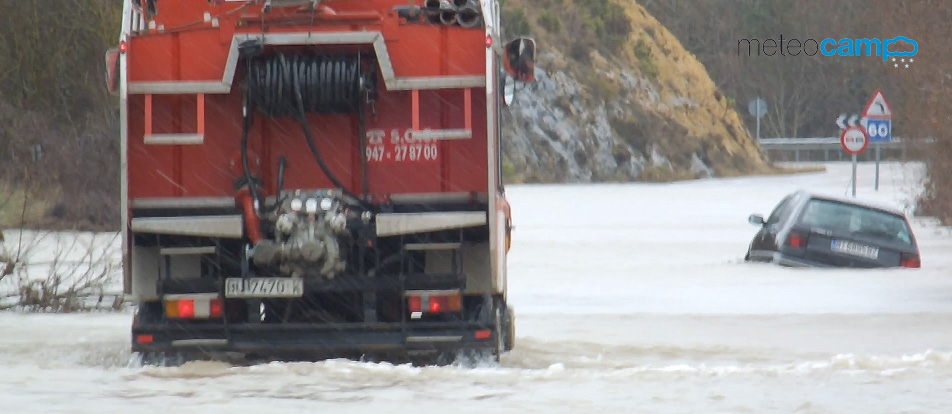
[757,137,908,162]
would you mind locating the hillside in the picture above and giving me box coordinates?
[0,0,775,231]
[500,0,772,183]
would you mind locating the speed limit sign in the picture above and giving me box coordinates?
[865,118,891,142]
[840,126,868,155]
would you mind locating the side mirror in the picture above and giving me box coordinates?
[503,37,535,83]
[104,47,120,95]
[503,76,515,106]
[748,214,765,226]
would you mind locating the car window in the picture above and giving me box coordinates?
[798,199,913,245]
[766,195,794,225]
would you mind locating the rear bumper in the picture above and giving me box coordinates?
[751,250,887,268]
[132,321,497,357]
[774,254,831,268]
[747,250,831,268]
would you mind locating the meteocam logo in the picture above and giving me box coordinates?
[737,35,918,68]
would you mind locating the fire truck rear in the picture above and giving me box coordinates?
[107,0,535,362]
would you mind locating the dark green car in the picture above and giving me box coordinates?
[745,191,920,268]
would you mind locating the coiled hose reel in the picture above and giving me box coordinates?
[238,41,376,211]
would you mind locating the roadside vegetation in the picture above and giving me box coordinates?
[0,0,121,231]
[0,1,122,312]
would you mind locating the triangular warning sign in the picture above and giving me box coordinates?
[863,89,892,118]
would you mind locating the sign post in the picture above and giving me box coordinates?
[841,126,869,196]
[862,89,893,191]
[748,98,767,142]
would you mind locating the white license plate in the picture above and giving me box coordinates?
[225,277,304,298]
[831,239,879,259]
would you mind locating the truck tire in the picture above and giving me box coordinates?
[138,351,192,367]
[503,305,515,352]
[493,306,504,362]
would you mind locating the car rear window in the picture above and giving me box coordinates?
[798,198,913,245]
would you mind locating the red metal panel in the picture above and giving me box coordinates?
[127,95,179,198]
[179,93,245,197]
[178,31,231,80]
[365,89,442,195]
[128,36,176,82]
[439,90,488,193]
[197,94,205,135]
[129,32,229,82]
[126,0,491,200]
[385,25,486,78]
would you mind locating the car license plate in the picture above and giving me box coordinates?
[830,239,879,259]
[225,277,304,298]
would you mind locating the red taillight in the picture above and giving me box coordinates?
[407,293,462,314]
[900,253,921,268]
[408,296,422,312]
[429,296,446,312]
[209,298,223,318]
[119,40,127,53]
[177,299,195,318]
[485,34,493,48]
[135,334,154,345]
[786,232,805,248]
[474,330,492,340]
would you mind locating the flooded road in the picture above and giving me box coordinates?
[2,162,952,413]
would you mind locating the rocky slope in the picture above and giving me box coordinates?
[500,0,772,183]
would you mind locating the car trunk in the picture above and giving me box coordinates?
[781,225,918,268]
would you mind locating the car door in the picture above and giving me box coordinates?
[752,195,795,252]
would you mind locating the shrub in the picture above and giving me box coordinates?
[537,10,563,34]
[633,38,659,80]
[502,5,531,37]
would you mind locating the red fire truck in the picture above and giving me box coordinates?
[106,0,534,363]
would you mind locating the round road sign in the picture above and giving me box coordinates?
[840,126,869,155]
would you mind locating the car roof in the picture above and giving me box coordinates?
[792,190,908,217]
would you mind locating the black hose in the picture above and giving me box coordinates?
[246,54,360,116]
[244,53,371,210]
[240,98,261,211]
[276,156,287,198]
[268,155,288,211]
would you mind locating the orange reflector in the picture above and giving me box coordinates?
[474,330,491,340]
[135,334,154,345]
[209,298,223,318]
[448,294,461,312]
[165,300,179,318]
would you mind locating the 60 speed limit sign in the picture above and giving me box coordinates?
[840,126,869,155]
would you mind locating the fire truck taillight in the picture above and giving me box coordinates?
[119,40,127,53]
[407,292,462,316]
[165,296,222,319]
[485,34,493,48]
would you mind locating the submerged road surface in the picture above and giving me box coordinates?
[2,162,951,413]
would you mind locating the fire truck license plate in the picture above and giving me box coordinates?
[225,278,304,298]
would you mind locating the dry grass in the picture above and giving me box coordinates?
[0,230,122,312]
[0,181,54,228]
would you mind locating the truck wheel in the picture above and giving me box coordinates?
[503,306,515,352]
[138,351,191,367]
[492,306,504,363]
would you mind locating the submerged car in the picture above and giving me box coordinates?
[745,190,920,268]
